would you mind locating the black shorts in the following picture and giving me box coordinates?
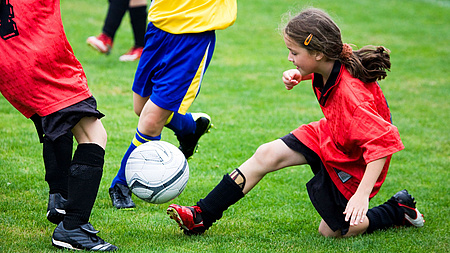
[31,96,104,142]
[280,133,350,235]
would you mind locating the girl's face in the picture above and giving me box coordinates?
[284,34,319,76]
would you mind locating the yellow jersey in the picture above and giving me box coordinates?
[148,0,237,34]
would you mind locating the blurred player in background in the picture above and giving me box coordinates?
[87,0,148,62]
[108,0,238,209]
[0,0,117,250]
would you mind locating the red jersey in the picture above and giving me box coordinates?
[292,62,404,200]
[0,0,91,118]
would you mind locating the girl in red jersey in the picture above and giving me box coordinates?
[0,0,116,250]
[166,8,424,237]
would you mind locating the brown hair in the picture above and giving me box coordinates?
[284,8,390,83]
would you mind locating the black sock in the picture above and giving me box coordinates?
[103,0,129,39]
[129,5,147,48]
[366,197,403,233]
[43,132,73,199]
[197,174,245,229]
[63,144,104,230]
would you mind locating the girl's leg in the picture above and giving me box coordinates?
[318,218,369,238]
[238,139,308,194]
[168,139,309,233]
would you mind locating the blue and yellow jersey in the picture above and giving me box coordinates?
[148,0,237,34]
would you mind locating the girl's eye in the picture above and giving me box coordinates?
[290,51,297,56]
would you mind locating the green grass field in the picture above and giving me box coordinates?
[1,0,449,252]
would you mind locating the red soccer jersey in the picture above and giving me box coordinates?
[0,0,91,118]
[292,62,404,200]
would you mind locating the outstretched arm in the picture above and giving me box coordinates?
[282,69,312,90]
[344,157,387,227]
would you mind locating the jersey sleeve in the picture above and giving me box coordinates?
[349,102,404,163]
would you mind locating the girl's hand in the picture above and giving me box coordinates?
[343,191,369,226]
[282,69,302,90]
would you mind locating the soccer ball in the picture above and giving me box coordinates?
[125,141,189,204]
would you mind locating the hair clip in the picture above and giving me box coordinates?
[304,34,313,46]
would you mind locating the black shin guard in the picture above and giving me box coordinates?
[43,132,73,199]
[197,174,245,229]
[63,144,104,230]
[366,198,403,234]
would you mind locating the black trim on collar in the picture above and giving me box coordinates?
[313,61,342,106]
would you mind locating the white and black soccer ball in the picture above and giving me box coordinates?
[125,141,189,204]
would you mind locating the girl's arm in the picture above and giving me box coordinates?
[344,157,387,226]
[282,69,312,90]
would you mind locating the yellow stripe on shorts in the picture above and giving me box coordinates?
[178,42,211,115]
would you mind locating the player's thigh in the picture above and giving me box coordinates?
[253,139,308,171]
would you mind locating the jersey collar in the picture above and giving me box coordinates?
[312,60,344,106]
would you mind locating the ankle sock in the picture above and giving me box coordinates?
[197,174,245,229]
[366,197,403,233]
[165,112,196,137]
[110,128,160,188]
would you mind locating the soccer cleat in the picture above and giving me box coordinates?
[47,193,67,225]
[52,222,118,251]
[392,189,425,227]
[86,33,113,55]
[119,46,144,62]
[167,204,206,235]
[109,183,135,209]
[177,113,212,159]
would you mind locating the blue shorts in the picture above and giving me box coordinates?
[133,23,216,115]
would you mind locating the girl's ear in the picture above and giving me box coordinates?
[314,51,325,61]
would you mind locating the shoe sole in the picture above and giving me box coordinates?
[405,208,425,227]
[167,207,190,231]
[53,238,116,251]
[86,38,111,55]
[52,238,78,250]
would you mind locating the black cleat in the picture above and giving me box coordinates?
[109,183,135,209]
[177,113,212,159]
[52,222,117,251]
[392,189,424,227]
[47,193,67,224]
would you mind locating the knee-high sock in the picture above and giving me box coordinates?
[43,132,73,199]
[366,197,403,233]
[197,174,245,229]
[63,144,104,230]
[103,0,129,39]
[165,112,196,137]
[110,128,160,188]
[129,5,147,48]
